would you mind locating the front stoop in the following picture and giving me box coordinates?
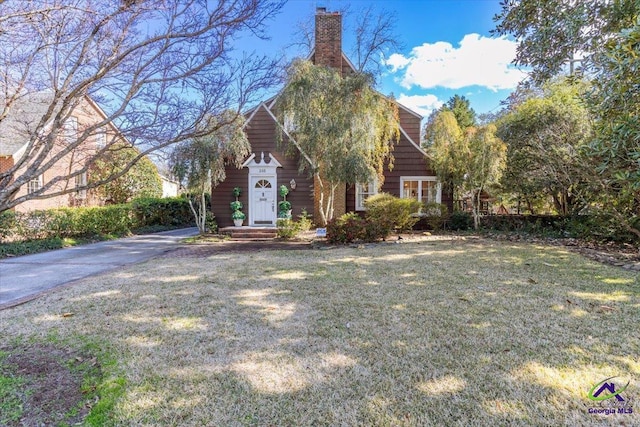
[219,226,278,240]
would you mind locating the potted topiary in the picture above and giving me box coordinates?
[278,185,292,219]
[231,208,246,227]
[231,187,244,227]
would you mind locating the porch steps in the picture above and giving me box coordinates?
[219,226,277,240]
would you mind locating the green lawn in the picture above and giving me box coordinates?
[1,236,638,426]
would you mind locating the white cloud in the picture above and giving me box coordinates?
[386,53,411,72]
[396,94,443,118]
[387,34,527,92]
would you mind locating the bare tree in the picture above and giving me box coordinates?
[350,4,402,76]
[0,0,284,212]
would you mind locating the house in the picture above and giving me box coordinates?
[1,92,116,212]
[211,8,451,227]
[160,175,179,198]
[0,92,159,212]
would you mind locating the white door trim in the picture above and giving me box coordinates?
[243,152,282,227]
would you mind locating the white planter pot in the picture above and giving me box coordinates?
[233,219,243,227]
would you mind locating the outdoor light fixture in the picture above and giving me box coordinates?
[290,179,297,190]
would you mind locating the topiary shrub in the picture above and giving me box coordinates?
[364,193,422,232]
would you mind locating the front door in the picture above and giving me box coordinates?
[251,176,276,225]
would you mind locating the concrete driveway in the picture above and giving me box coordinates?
[0,227,199,309]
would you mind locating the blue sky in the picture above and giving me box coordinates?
[238,0,527,119]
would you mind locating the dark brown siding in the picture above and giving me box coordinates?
[211,105,315,227]
[345,106,454,214]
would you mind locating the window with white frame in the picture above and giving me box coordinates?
[95,129,107,148]
[75,171,87,199]
[400,177,441,204]
[355,178,377,210]
[63,117,78,143]
[27,175,43,194]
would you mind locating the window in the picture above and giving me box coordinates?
[283,112,297,133]
[75,172,87,199]
[400,177,441,204]
[95,130,107,148]
[355,178,377,210]
[27,175,42,194]
[63,117,78,143]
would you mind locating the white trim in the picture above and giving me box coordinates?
[243,152,281,227]
[64,116,78,143]
[341,52,357,74]
[243,103,264,129]
[355,178,377,211]
[261,103,315,167]
[399,126,429,157]
[27,174,43,194]
[400,176,441,204]
[75,171,87,199]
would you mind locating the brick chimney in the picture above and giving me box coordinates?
[314,7,343,72]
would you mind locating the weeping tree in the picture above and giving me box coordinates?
[423,110,467,201]
[170,112,250,234]
[276,60,400,225]
[425,107,506,228]
[464,124,507,229]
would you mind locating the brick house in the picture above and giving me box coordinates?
[0,93,123,212]
[211,8,451,227]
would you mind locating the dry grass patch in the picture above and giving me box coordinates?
[1,237,638,426]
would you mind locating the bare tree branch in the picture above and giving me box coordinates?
[0,0,284,212]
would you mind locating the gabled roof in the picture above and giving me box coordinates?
[0,91,120,157]
[0,91,56,156]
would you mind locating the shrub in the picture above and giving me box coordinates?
[327,212,393,244]
[1,197,193,245]
[276,218,299,239]
[326,213,366,244]
[130,197,193,228]
[296,209,314,232]
[0,210,19,241]
[364,193,422,232]
[448,211,473,231]
[362,217,393,242]
[205,211,218,234]
[422,202,448,231]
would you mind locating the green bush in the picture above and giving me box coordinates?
[1,197,193,244]
[0,211,19,241]
[448,211,473,231]
[276,218,300,239]
[364,193,422,232]
[422,202,449,231]
[326,212,391,244]
[296,209,314,232]
[130,197,193,228]
[326,213,366,244]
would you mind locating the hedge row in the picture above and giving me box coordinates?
[0,197,193,242]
